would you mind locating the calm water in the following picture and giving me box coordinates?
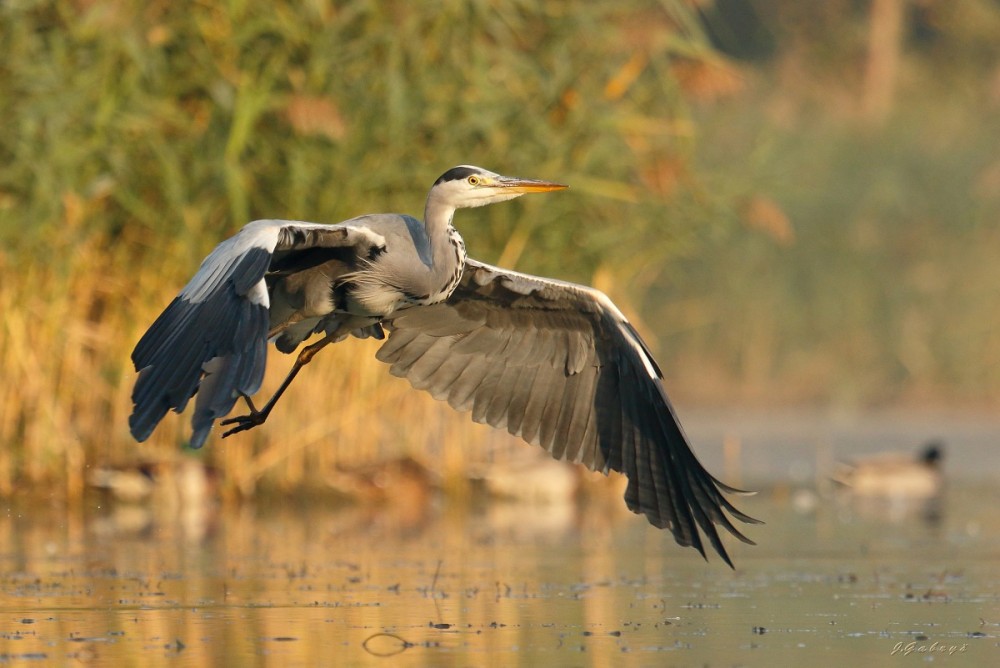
[0,471,997,667]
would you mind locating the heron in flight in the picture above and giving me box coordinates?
[130,165,760,565]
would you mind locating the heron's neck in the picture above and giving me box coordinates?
[423,197,460,265]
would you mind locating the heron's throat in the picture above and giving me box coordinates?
[423,197,458,265]
[422,197,467,302]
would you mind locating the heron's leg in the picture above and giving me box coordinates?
[220,333,338,438]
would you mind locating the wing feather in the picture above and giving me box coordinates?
[515,362,556,446]
[561,367,597,464]
[547,369,582,461]
[470,363,507,426]
[402,336,455,387]
[502,364,540,437]
[484,364,522,430]
[536,363,568,453]
[443,356,492,411]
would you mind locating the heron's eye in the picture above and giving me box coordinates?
[467,175,481,186]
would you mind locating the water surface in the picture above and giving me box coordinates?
[0,477,997,666]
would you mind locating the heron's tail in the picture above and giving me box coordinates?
[188,349,267,448]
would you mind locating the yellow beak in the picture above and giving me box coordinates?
[495,176,569,194]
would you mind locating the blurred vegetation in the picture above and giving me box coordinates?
[1,0,999,499]
[655,0,1000,410]
[1,0,719,277]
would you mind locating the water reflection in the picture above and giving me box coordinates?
[0,480,998,666]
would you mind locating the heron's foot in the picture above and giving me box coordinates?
[219,412,267,438]
[220,395,269,438]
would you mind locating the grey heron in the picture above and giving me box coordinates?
[130,165,760,565]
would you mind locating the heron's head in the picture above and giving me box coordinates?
[429,165,568,210]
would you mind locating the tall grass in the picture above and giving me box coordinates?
[0,0,726,497]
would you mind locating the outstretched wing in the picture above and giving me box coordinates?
[130,219,385,448]
[377,259,760,565]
